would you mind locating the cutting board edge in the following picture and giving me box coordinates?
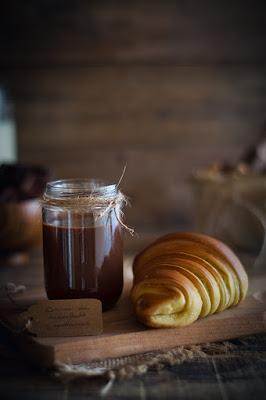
[22,309,266,367]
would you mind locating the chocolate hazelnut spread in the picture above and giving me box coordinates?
[42,179,125,311]
[43,222,123,310]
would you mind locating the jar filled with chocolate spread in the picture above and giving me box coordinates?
[42,179,124,310]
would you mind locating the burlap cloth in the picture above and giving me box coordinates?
[52,334,266,397]
[54,339,239,383]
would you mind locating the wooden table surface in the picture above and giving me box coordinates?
[0,247,266,400]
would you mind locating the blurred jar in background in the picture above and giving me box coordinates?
[0,86,17,163]
[191,168,266,273]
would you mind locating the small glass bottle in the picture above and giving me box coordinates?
[42,179,124,310]
[0,86,17,163]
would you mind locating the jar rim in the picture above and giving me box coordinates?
[45,179,117,199]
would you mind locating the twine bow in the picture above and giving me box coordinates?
[42,164,134,235]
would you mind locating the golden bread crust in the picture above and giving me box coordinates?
[131,232,248,328]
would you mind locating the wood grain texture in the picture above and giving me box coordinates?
[0,332,265,400]
[9,67,265,149]
[0,3,266,397]
[1,0,266,67]
[4,66,266,229]
[1,260,265,367]
[1,1,266,230]
[0,250,265,400]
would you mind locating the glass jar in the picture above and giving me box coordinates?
[42,179,124,310]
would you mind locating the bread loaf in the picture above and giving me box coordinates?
[131,232,248,328]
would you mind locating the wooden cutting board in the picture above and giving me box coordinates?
[0,263,265,368]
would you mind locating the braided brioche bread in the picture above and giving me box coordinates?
[131,232,248,328]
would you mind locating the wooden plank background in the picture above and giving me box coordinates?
[0,1,266,231]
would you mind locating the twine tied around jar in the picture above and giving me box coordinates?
[42,167,135,235]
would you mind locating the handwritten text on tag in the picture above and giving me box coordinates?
[21,299,103,337]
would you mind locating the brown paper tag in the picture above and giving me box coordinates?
[20,299,103,337]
